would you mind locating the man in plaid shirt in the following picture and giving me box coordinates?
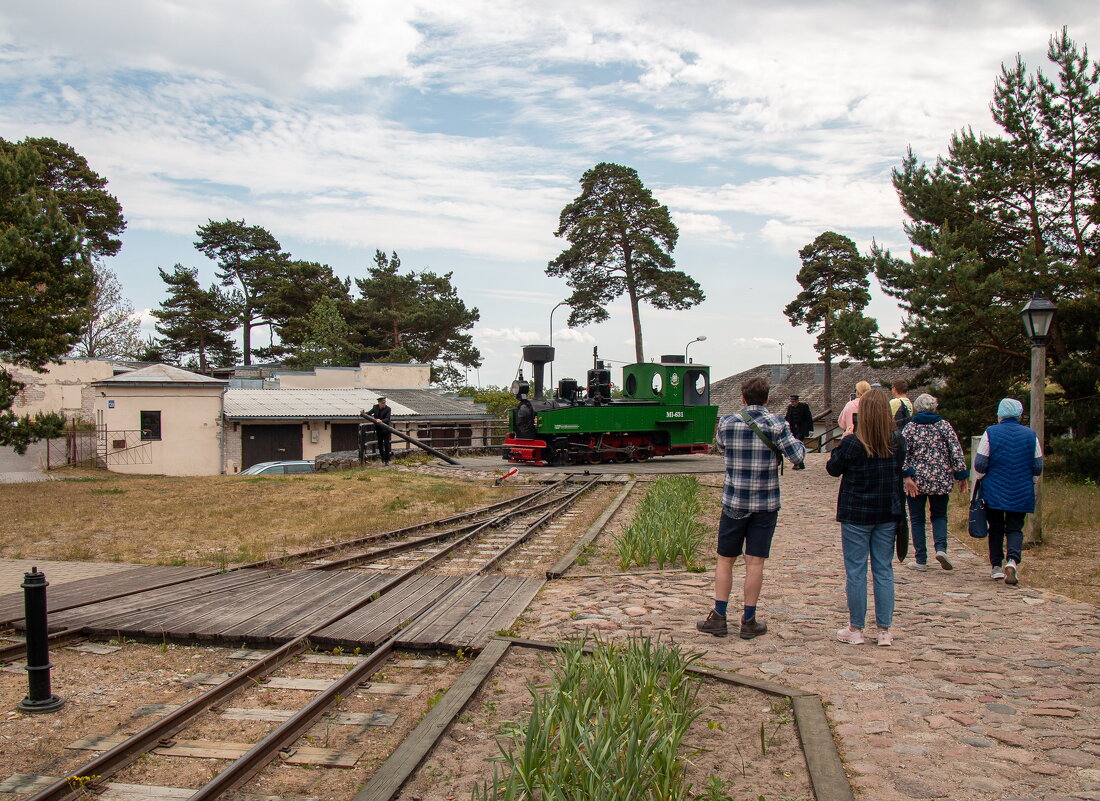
[698,376,806,638]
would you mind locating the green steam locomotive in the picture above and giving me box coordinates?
[503,345,718,466]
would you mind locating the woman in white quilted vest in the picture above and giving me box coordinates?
[973,398,1044,586]
[901,394,970,571]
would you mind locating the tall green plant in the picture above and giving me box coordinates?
[473,636,703,801]
[614,476,706,570]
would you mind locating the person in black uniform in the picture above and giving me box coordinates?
[366,396,393,464]
[785,395,814,469]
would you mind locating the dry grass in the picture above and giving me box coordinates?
[1,466,511,566]
[950,476,1100,605]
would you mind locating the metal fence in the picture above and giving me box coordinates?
[43,428,153,469]
[365,420,510,457]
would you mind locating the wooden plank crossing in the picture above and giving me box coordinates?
[0,565,214,625]
[13,565,545,650]
[396,576,545,650]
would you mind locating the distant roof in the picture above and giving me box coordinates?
[712,362,930,420]
[223,388,494,421]
[92,363,228,386]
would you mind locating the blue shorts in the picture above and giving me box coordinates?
[717,509,779,559]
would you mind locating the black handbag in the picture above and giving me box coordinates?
[968,479,989,538]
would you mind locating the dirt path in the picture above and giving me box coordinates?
[518,452,1100,801]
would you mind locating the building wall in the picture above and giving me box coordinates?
[277,363,431,389]
[94,386,225,476]
[4,359,118,422]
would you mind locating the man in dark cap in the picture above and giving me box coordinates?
[366,396,393,464]
[785,394,813,468]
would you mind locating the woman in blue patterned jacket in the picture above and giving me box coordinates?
[973,398,1043,586]
[901,394,970,572]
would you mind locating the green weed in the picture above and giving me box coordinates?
[613,476,706,570]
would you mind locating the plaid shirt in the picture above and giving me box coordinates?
[825,432,907,524]
[717,406,806,515]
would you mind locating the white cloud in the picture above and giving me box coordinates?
[552,328,596,344]
[473,327,543,343]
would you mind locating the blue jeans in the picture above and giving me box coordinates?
[907,493,950,563]
[841,522,896,629]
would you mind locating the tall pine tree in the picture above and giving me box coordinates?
[152,265,240,373]
[547,162,703,363]
[194,219,284,365]
[784,231,877,415]
[872,29,1100,438]
[0,142,95,451]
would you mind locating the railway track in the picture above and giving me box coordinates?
[0,480,589,664]
[18,476,606,801]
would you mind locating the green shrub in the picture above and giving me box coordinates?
[1052,437,1100,482]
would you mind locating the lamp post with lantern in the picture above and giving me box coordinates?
[1020,291,1057,546]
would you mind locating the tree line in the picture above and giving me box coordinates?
[786,29,1100,444]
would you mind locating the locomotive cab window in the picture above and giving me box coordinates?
[651,373,663,395]
[684,371,710,406]
[625,374,637,396]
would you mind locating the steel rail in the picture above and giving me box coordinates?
[25,478,594,801]
[185,476,601,801]
[240,484,551,570]
[313,480,581,571]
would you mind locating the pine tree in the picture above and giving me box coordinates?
[284,296,356,370]
[784,232,877,415]
[194,219,283,364]
[152,265,240,372]
[351,250,481,386]
[547,163,703,363]
[873,28,1100,438]
[0,142,95,451]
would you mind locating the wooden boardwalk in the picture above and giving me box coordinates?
[0,565,214,626]
[14,567,544,651]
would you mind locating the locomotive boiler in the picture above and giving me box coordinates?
[503,345,718,466]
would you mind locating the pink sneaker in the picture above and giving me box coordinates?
[836,626,864,645]
[877,629,893,647]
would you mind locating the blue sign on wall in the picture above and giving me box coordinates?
[108,400,115,408]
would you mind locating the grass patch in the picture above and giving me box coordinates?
[951,475,1100,605]
[472,636,708,801]
[0,470,509,567]
[613,476,706,570]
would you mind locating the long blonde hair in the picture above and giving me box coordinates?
[855,389,895,458]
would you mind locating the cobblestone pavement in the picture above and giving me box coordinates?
[518,453,1100,801]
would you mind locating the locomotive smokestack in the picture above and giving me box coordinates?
[522,345,555,399]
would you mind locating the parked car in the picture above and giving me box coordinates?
[239,460,315,475]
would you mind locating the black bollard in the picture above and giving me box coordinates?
[17,567,64,713]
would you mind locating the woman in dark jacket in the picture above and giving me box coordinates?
[826,389,906,647]
[973,398,1043,586]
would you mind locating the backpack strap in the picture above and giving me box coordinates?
[740,412,784,475]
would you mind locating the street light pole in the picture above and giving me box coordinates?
[684,336,707,363]
[1020,291,1057,547]
[549,302,568,389]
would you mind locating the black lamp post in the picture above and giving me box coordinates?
[1020,291,1056,545]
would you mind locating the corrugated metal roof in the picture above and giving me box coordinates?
[93,363,227,386]
[223,388,493,420]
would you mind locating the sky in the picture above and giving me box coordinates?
[1,1,1094,388]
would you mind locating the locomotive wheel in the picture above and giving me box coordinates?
[586,451,603,465]
[634,449,651,462]
[612,451,629,463]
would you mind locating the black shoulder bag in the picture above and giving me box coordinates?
[740,412,784,475]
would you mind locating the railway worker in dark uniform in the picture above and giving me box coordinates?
[785,395,814,464]
[698,376,806,639]
[366,396,393,465]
